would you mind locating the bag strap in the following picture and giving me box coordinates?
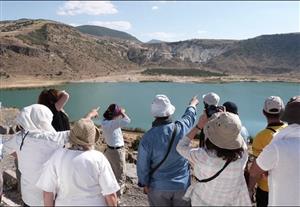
[19,131,29,151]
[266,127,277,133]
[149,124,178,176]
[195,159,232,183]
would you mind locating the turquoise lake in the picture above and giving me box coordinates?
[0,82,299,136]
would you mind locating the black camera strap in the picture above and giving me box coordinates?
[149,124,177,176]
[195,159,232,183]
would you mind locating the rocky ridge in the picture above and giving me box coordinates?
[0,19,299,82]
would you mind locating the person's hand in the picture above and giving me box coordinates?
[85,107,100,119]
[197,111,208,129]
[189,96,199,107]
[143,186,150,194]
[121,108,126,114]
[217,106,226,112]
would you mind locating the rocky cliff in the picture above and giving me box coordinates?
[1,19,299,80]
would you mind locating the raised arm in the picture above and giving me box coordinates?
[55,90,70,111]
[176,96,199,133]
[105,108,131,129]
[84,107,100,120]
[176,112,208,164]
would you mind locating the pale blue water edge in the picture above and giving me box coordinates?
[0,82,299,137]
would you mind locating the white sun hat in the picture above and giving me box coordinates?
[202,92,220,106]
[151,94,176,118]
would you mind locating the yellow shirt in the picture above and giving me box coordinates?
[252,123,287,192]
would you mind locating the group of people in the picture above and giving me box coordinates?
[0,88,299,207]
[137,93,300,207]
[0,88,130,206]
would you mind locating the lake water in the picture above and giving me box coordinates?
[0,82,299,137]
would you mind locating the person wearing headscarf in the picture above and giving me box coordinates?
[177,111,251,206]
[3,104,98,206]
[36,118,120,206]
[101,104,131,197]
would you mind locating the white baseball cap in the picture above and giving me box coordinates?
[202,92,220,106]
[263,96,284,114]
[151,94,176,117]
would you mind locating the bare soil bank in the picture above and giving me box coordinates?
[1,72,299,89]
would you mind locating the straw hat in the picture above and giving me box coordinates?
[204,112,243,150]
[70,119,100,146]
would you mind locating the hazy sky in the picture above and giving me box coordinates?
[1,1,299,42]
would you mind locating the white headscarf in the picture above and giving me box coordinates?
[16,104,56,133]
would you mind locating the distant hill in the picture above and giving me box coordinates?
[0,19,139,80]
[204,33,300,74]
[146,39,165,44]
[76,25,140,42]
[0,18,299,80]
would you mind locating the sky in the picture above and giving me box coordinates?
[1,1,299,42]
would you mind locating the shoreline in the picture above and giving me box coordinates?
[1,73,300,90]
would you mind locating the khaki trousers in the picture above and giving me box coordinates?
[104,147,126,196]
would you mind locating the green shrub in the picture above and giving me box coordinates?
[142,68,226,77]
[17,25,47,45]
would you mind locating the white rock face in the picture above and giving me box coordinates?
[127,39,236,65]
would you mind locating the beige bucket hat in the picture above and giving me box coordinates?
[70,119,100,146]
[204,112,243,150]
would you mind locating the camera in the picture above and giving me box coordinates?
[205,105,225,118]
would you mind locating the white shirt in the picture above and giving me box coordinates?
[0,136,3,160]
[240,125,250,144]
[256,124,300,206]
[101,116,131,147]
[36,148,120,206]
[177,137,251,206]
[3,130,69,206]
